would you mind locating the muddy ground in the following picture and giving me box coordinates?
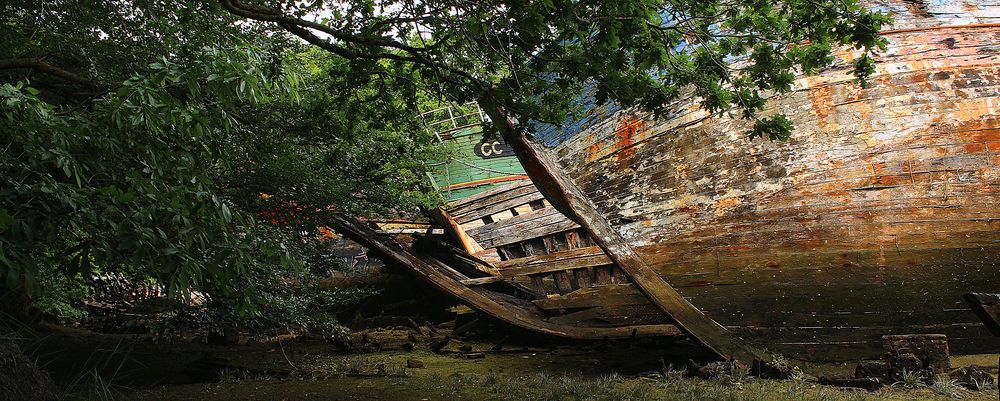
[31,324,1000,401]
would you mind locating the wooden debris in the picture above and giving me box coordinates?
[407,318,425,336]
[328,214,684,341]
[453,318,480,337]
[950,366,995,390]
[406,359,425,368]
[750,358,796,380]
[854,360,889,381]
[493,246,604,269]
[499,254,611,277]
[882,334,950,374]
[489,117,764,362]
[460,276,505,286]
[489,335,510,352]
[427,207,484,255]
[532,285,649,310]
[429,335,451,353]
[964,292,1000,337]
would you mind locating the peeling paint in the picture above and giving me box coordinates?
[550,3,1000,358]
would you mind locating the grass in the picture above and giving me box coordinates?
[894,369,928,389]
[930,376,966,399]
[62,334,995,401]
[61,340,140,401]
[298,354,409,379]
[428,370,991,401]
[409,350,997,401]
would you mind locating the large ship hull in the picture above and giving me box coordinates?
[367,0,1000,361]
[541,1,1000,358]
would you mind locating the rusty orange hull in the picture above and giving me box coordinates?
[547,2,1000,359]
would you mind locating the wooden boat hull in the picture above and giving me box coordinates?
[389,0,1000,361]
[539,1,1000,359]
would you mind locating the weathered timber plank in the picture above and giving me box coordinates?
[328,214,682,340]
[466,205,565,241]
[542,234,567,253]
[452,190,546,224]
[460,276,506,286]
[498,255,612,277]
[446,180,534,214]
[532,284,651,310]
[521,238,546,257]
[545,307,602,325]
[470,208,580,249]
[494,246,605,269]
[484,105,762,361]
[565,230,586,249]
[529,275,547,299]
[427,207,484,255]
[553,271,574,294]
[595,266,613,285]
[963,292,1000,337]
[573,267,593,288]
[546,304,671,327]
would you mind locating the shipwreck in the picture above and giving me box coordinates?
[332,0,1000,362]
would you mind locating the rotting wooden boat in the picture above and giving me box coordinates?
[527,0,1000,360]
[337,0,1000,362]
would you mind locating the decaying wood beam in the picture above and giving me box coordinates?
[427,207,485,255]
[964,292,1000,337]
[451,190,546,224]
[497,255,611,277]
[327,213,683,340]
[494,245,605,269]
[481,99,765,362]
[446,180,535,212]
[533,284,651,310]
[460,276,506,286]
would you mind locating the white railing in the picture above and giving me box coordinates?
[418,101,489,133]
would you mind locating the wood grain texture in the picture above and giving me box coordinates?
[549,8,1000,359]
[328,214,683,340]
[483,100,765,362]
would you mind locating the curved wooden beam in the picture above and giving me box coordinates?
[327,213,682,340]
[427,207,485,255]
[479,99,765,362]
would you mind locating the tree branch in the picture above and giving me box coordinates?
[0,58,98,89]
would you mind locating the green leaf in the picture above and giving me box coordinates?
[0,209,13,230]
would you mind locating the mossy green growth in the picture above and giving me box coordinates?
[131,349,999,401]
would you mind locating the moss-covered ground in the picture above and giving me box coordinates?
[56,328,996,401]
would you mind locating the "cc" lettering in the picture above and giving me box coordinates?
[479,141,503,156]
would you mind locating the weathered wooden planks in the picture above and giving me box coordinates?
[427,207,484,255]
[542,15,1000,359]
[498,255,611,277]
[460,276,506,286]
[327,214,683,340]
[532,285,651,310]
[545,304,669,326]
[485,108,764,361]
[402,11,1000,360]
[964,292,1000,337]
[494,246,605,269]
[447,180,534,212]
[449,184,546,224]
[467,206,579,249]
